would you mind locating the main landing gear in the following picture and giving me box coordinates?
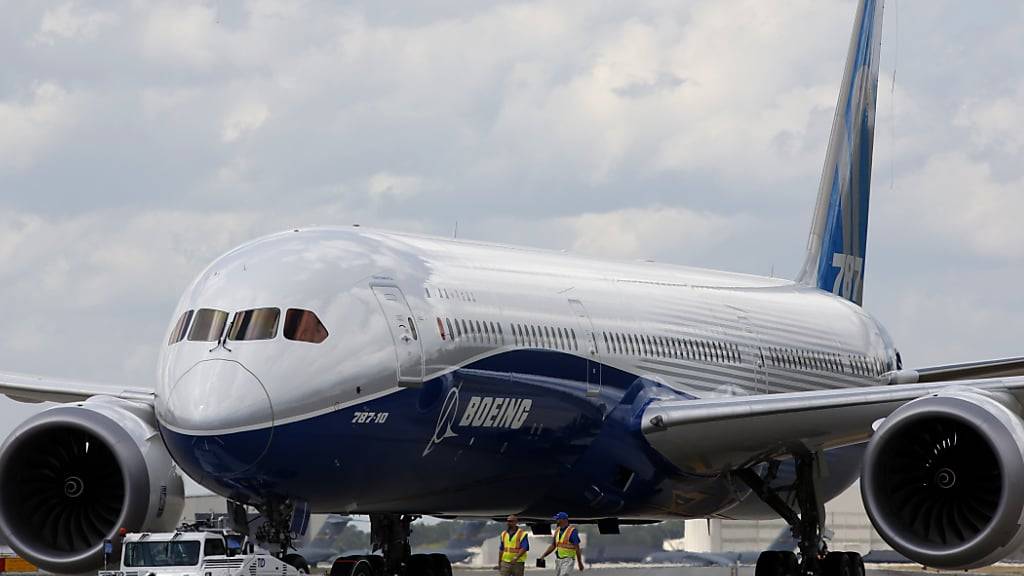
[736,452,864,576]
[328,514,452,576]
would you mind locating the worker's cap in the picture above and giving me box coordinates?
[552,512,569,520]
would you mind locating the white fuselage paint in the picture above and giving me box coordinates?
[157,227,897,439]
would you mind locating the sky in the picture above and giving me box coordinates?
[1,0,1024,438]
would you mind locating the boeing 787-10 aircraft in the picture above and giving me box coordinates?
[3,2,1024,576]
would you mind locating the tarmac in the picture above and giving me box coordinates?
[7,563,1024,576]
[452,565,1024,576]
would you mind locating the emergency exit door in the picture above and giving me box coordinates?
[371,285,423,386]
[568,299,602,396]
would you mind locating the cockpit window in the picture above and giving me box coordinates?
[168,310,194,345]
[284,309,329,343]
[188,309,228,342]
[228,308,280,341]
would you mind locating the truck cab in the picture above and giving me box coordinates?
[101,531,303,576]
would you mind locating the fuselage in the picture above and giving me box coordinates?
[155,227,897,519]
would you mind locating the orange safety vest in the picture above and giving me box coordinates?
[554,526,577,559]
[501,529,527,564]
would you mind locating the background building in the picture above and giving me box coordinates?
[711,483,890,555]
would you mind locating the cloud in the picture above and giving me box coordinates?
[0,83,78,173]
[367,172,423,201]
[222,101,270,142]
[452,204,751,269]
[888,151,1024,261]
[563,206,745,261]
[0,0,1022,398]
[955,84,1024,157]
[141,3,220,69]
[35,2,118,44]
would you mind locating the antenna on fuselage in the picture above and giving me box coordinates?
[453,221,459,239]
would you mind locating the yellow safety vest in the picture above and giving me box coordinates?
[501,529,527,564]
[554,526,577,559]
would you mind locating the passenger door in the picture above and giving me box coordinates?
[731,306,767,394]
[371,285,423,386]
[568,299,602,396]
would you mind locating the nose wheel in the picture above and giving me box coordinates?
[737,452,864,576]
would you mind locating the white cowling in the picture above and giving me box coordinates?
[0,397,184,574]
[861,388,1024,569]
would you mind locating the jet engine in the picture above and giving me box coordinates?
[0,396,184,574]
[861,389,1024,569]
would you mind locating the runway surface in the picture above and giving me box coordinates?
[453,565,1024,576]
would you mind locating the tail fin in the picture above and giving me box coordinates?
[796,0,884,306]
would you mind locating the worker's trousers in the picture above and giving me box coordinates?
[554,557,576,576]
[499,561,525,576]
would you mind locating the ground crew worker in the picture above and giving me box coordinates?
[539,512,583,575]
[497,514,529,576]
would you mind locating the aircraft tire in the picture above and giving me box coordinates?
[406,554,433,576]
[351,559,375,576]
[366,555,386,576]
[428,553,452,576]
[284,553,311,574]
[822,551,853,576]
[330,556,374,576]
[843,552,864,576]
[755,551,798,576]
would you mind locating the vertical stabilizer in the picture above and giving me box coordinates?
[796,0,884,306]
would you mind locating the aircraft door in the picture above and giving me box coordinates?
[371,285,423,386]
[734,310,767,393]
[568,299,602,396]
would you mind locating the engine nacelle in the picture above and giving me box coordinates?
[0,397,184,573]
[861,388,1024,569]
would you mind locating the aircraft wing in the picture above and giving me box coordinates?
[908,355,1024,382]
[0,371,154,404]
[641,377,1024,473]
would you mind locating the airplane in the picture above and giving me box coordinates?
[2,1,1024,576]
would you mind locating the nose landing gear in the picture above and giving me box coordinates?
[736,452,864,576]
[239,499,311,574]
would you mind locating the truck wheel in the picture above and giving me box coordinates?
[284,553,310,574]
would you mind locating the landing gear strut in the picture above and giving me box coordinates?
[736,451,863,576]
[370,514,416,576]
[253,499,298,558]
[329,514,451,576]
[251,500,310,573]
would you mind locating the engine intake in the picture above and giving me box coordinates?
[0,398,184,573]
[861,389,1024,569]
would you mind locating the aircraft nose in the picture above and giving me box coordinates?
[158,359,274,475]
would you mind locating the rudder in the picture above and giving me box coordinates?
[796,0,884,306]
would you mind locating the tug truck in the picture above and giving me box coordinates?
[98,531,305,576]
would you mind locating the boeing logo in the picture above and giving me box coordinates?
[423,387,460,457]
[423,390,533,457]
[459,396,532,429]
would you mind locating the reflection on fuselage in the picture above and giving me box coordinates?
[153,227,892,516]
